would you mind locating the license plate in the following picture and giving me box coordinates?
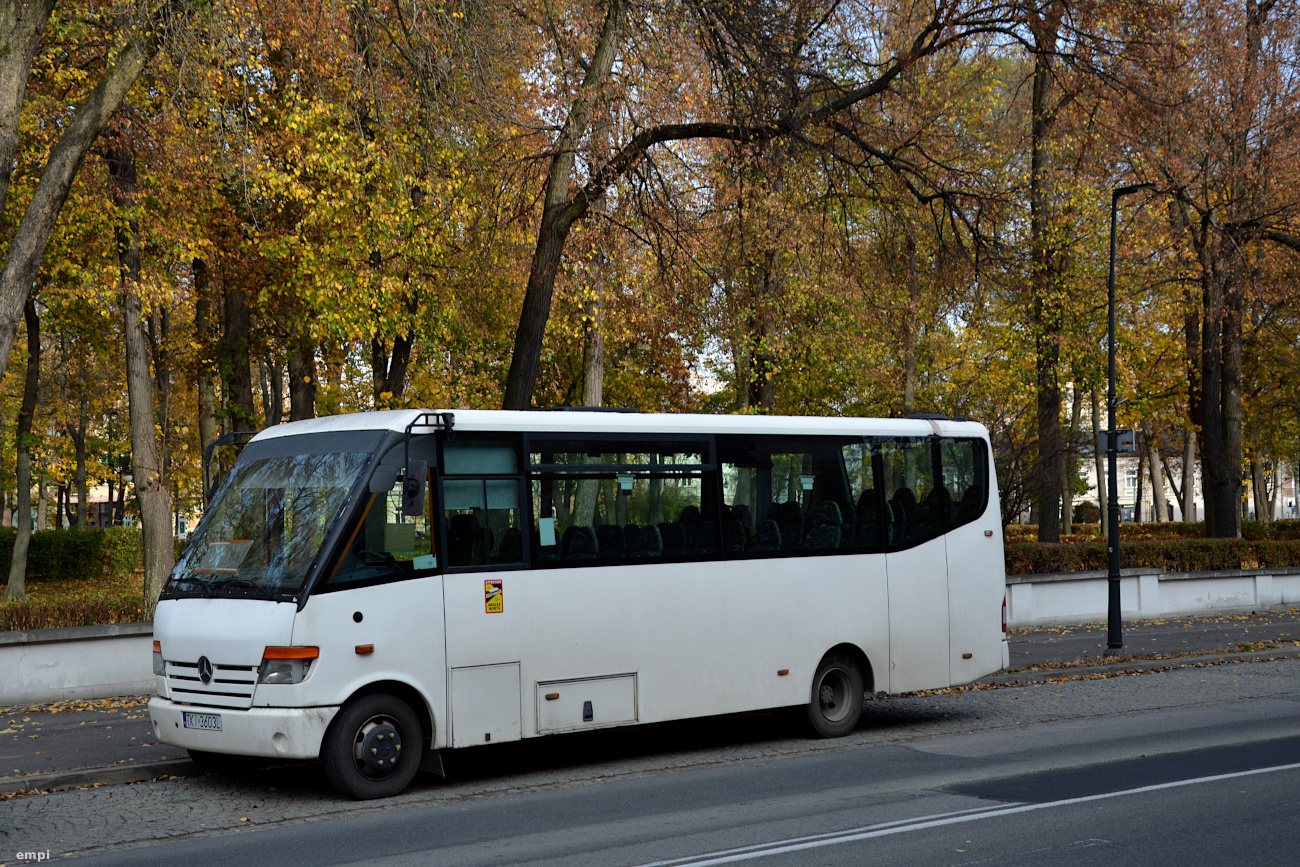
[182,711,223,731]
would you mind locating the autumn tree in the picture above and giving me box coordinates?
[1122,0,1300,536]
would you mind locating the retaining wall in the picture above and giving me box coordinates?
[1005,567,1300,627]
[0,622,154,706]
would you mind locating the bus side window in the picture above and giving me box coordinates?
[441,439,526,569]
[841,442,884,553]
[331,439,437,585]
[718,435,857,557]
[879,437,942,549]
[941,438,988,528]
[443,478,524,567]
[528,439,715,566]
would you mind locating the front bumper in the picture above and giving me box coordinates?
[149,696,340,760]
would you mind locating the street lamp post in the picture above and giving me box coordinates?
[1106,182,1153,653]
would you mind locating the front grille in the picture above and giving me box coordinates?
[165,659,258,709]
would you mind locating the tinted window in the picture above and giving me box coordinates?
[441,439,525,569]
[880,437,942,548]
[718,435,859,556]
[529,438,716,565]
[941,438,989,527]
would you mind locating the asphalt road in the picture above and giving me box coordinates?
[5,656,1299,865]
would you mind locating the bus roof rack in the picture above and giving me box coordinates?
[906,413,949,421]
[535,406,640,413]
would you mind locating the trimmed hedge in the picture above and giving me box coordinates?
[1005,538,1300,574]
[0,596,146,630]
[1006,519,1300,544]
[0,526,142,583]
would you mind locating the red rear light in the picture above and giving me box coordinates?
[1002,596,1008,634]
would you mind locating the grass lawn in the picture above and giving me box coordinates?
[0,571,148,631]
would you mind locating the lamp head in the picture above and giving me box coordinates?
[1113,182,1156,200]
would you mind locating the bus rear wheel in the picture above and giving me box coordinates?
[322,693,423,799]
[805,653,864,738]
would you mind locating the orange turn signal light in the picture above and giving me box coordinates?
[263,646,319,660]
[152,640,161,653]
[355,644,374,655]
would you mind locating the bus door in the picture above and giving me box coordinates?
[880,437,951,692]
[436,437,529,748]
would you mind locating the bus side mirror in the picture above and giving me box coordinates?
[402,460,427,516]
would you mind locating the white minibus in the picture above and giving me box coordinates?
[149,409,1008,798]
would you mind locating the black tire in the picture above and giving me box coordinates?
[187,749,259,776]
[805,653,864,738]
[322,693,423,799]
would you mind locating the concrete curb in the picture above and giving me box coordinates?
[978,645,1300,686]
[0,759,197,795]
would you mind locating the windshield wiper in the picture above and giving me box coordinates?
[210,577,279,601]
[170,575,215,597]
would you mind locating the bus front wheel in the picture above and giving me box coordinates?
[322,693,423,799]
[805,653,864,738]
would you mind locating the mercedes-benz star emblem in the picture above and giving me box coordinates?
[197,656,213,685]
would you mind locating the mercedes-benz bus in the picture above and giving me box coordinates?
[149,409,1008,798]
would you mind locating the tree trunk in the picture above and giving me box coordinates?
[1252,451,1269,523]
[1062,384,1082,533]
[288,341,317,421]
[371,327,414,408]
[1028,6,1066,544]
[106,116,174,616]
[902,233,920,415]
[194,258,219,463]
[1092,389,1106,531]
[1146,425,1169,522]
[260,354,284,426]
[221,285,257,433]
[742,247,780,413]
[73,392,88,530]
[268,355,283,425]
[4,297,39,601]
[1134,448,1145,523]
[1183,431,1197,523]
[36,472,46,531]
[1269,460,1279,521]
[1198,261,1241,537]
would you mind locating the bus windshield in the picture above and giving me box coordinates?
[165,432,385,600]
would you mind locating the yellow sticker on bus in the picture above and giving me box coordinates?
[485,579,503,613]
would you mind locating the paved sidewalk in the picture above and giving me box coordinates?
[4,607,1300,793]
[1010,607,1300,669]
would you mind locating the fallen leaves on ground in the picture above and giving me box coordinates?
[0,696,150,715]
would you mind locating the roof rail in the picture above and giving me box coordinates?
[534,406,640,413]
[905,412,949,421]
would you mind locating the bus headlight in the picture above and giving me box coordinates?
[259,646,319,685]
[152,640,164,676]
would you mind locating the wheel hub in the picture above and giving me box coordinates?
[356,720,403,776]
[818,671,850,721]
